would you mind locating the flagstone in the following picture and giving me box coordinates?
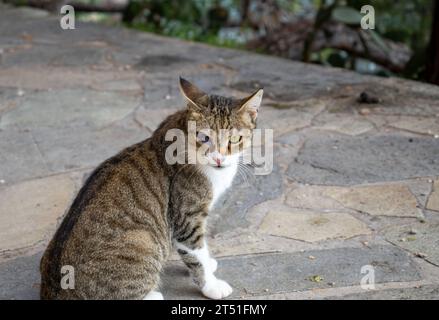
[285,185,346,211]
[0,89,141,130]
[325,184,423,218]
[258,210,371,242]
[287,134,439,185]
[314,113,374,135]
[389,117,439,136]
[385,223,439,266]
[0,174,75,253]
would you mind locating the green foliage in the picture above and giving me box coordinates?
[124,0,243,47]
[316,0,433,80]
[121,0,433,81]
[332,6,362,25]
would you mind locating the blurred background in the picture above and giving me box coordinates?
[2,0,438,85]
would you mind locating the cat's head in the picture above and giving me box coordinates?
[179,77,263,169]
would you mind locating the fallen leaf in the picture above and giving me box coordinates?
[309,275,324,283]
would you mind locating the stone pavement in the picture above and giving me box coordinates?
[1,4,439,300]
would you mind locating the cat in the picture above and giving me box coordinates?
[40,77,263,300]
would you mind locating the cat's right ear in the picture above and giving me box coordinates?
[179,77,208,110]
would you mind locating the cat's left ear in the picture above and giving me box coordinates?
[179,77,208,109]
[238,89,263,121]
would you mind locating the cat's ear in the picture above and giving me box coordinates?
[179,77,208,109]
[238,89,263,121]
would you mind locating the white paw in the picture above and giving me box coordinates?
[202,278,232,300]
[143,290,164,300]
[208,258,218,273]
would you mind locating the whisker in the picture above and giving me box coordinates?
[236,167,249,186]
[238,162,255,179]
[237,163,254,185]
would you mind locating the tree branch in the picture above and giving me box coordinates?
[248,19,412,73]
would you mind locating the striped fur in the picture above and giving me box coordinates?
[40,78,262,299]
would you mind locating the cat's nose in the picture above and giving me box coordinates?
[210,151,224,167]
[214,157,222,167]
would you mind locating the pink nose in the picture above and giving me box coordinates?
[214,158,222,167]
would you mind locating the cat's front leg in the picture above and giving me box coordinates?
[176,239,232,300]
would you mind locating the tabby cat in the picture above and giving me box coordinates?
[40,78,263,300]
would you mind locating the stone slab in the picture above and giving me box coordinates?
[2,44,108,68]
[163,245,421,299]
[0,174,75,253]
[0,66,142,91]
[285,183,423,218]
[31,123,149,173]
[285,185,347,211]
[0,89,141,130]
[258,210,371,242]
[258,100,326,137]
[134,106,180,132]
[0,245,420,300]
[314,113,374,136]
[287,134,439,185]
[389,117,439,136]
[227,55,369,102]
[325,285,439,300]
[0,253,41,300]
[406,178,434,209]
[333,82,439,117]
[0,127,50,184]
[325,184,423,218]
[385,223,439,267]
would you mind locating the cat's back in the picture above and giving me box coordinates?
[40,139,172,299]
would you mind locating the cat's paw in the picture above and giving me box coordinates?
[202,278,232,300]
[143,290,164,300]
[208,258,218,273]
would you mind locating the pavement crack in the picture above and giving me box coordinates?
[28,129,50,173]
[384,239,439,268]
[308,162,341,174]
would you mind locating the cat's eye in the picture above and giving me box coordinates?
[196,132,210,144]
[229,135,241,144]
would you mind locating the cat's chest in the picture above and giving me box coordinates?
[202,164,238,209]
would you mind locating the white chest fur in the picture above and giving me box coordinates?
[202,163,238,209]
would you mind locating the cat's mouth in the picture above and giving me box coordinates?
[206,163,228,170]
[209,164,225,169]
